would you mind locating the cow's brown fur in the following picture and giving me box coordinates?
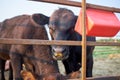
[21,69,67,80]
[0,14,65,80]
[21,70,36,80]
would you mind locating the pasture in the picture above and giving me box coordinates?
[93,46,120,58]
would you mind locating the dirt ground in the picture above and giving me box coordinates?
[1,54,120,80]
[93,57,120,77]
[58,54,120,77]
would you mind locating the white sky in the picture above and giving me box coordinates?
[0,0,120,39]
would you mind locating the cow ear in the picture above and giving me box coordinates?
[32,13,49,25]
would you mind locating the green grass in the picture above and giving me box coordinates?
[93,46,120,58]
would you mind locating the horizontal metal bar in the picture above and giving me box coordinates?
[30,0,120,13]
[67,76,120,80]
[86,76,120,80]
[0,38,81,46]
[0,38,120,46]
[87,41,120,46]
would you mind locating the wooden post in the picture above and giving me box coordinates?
[81,0,87,80]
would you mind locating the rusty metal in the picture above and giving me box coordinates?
[86,76,120,80]
[81,0,87,80]
[67,76,120,80]
[30,0,120,13]
[0,38,120,46]
[0,38,81,46]
[86,41,120,46]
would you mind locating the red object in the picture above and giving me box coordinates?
[75,8,120,37]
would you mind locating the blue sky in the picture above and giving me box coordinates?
[1,0,120,21]
[0,0,120,39]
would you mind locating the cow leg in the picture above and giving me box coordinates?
[10,46,23,80]
[10,54,23,80]
[86,47,94,77]
[0,59,6,80]
[62,53,81,74]
[86,54,93,77]
[62,59,71,74]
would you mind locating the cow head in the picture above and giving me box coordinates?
[49,8,77,60]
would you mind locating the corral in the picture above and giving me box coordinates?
[0,0,120,80]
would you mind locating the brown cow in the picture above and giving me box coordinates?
[0,14,66,80]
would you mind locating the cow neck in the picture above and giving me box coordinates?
[68,30,79,53]
[68,29,77,40]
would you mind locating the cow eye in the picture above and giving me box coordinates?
[49,27,56,39]
[49,21,57,31]
[59,23,67,27]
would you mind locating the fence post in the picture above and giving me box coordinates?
[81,0,87,80]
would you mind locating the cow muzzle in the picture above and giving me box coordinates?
[52,46,69,60]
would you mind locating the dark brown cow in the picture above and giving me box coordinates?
[0,14,66,80]
[49,8,96,77]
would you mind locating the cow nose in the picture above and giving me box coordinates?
[52,47,67,60]
[52,47,66,53]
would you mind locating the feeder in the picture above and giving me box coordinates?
[75,8,120,37]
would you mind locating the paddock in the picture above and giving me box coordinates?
[0,0,120,80]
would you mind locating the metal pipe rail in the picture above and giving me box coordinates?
[68,76,120,80]
[30,0,120,13]
[0,38,120,46]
